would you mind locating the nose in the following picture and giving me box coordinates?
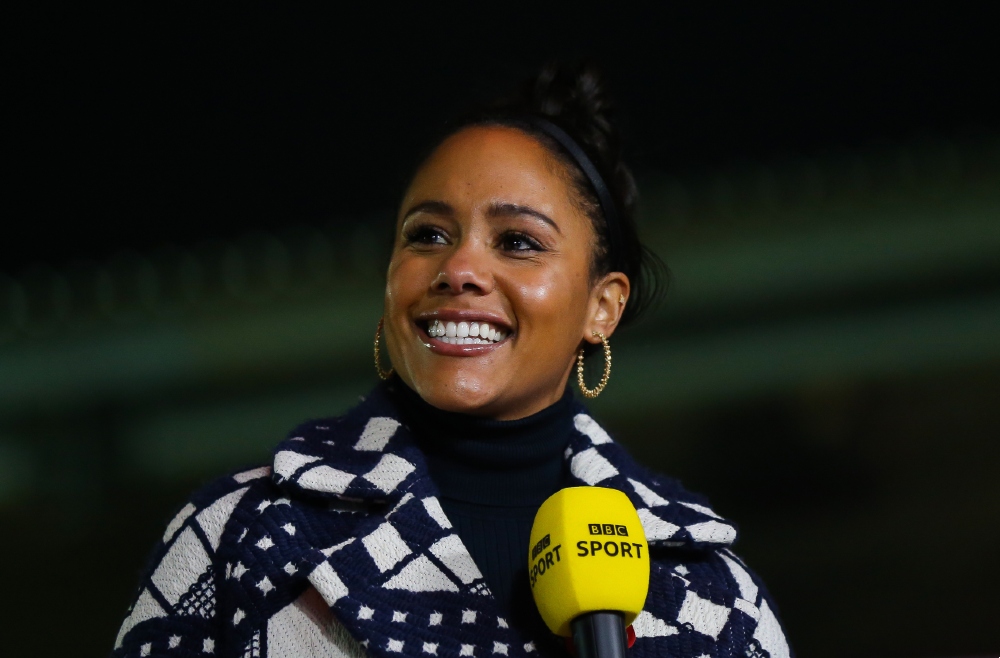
[431,239,494,296]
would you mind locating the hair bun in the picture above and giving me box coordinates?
[531,62,612,125]
[523,61,617,162]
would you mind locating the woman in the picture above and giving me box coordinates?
[112,63,791,658]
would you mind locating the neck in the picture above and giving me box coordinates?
[391,380,575,506]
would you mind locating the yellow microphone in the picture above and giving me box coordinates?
[528,486,650,658]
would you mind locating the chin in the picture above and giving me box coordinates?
[411,372,500,416]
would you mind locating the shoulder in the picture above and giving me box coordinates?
[114,466,277,651]
[160,465,278,556]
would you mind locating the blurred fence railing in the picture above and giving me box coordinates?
[1,135,999,498]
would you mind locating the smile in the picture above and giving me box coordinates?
[425,319,508,345]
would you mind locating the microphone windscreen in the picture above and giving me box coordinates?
[528,486,650,636]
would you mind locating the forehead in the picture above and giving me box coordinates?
[401,126,577,217]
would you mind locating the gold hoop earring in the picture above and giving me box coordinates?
[374,318,394,381]
[576,331,611,399]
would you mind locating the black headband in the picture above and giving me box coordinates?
[527,116,626,273]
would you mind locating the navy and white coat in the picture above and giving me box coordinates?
[112,384,792,658]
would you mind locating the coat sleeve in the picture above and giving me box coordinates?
[715,548,793,658]
[111,466,271,657]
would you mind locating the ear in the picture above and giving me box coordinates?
[583,272,631,344]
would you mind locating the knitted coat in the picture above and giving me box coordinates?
[112,383,791,658]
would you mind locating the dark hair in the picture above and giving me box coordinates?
[433,61,668,328]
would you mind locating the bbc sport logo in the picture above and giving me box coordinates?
[587,523,629,537]
[531,534,551,561]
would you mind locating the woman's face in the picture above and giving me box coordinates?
[383,126,628,420]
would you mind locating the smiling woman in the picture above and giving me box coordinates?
[111,63,791,658]
[385,125,628,420]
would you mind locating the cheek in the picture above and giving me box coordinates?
[514,265,590,333]
[385,253,428,307]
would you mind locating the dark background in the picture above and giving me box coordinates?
[2,4,999,657]
[8,4,998,269]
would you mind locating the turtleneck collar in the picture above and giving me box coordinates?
[390,380,575,507]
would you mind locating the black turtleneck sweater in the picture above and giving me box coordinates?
[392,382,573,636]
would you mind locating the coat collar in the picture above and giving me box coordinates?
[271,381,737,551]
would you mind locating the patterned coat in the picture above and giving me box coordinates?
[112,383,792,658]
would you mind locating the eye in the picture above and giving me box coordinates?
[498,230,544,253]
[403,224,449,246]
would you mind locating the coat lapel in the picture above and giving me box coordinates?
[563,412,738,549]
[270,386,523,657]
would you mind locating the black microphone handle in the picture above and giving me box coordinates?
[570,611,628,658]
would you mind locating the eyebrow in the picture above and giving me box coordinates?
[401,199,561,234]
[402,200,453,222]
[487,201,561,234]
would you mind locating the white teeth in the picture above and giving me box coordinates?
[426,319,508,344]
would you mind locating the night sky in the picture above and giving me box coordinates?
[7,4,998,273]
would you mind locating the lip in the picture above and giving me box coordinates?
[413,308,514,357]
